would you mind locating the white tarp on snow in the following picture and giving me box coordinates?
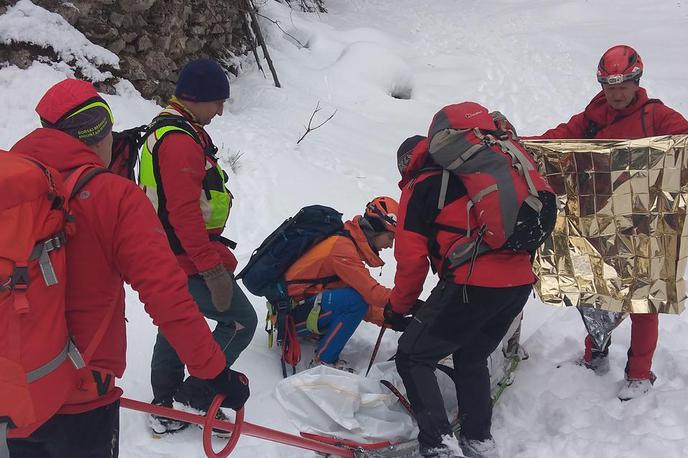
[274,314,522,445]
[275,361,459,442]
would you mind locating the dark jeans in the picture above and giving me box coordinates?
[150,275,257,410]
[396,281,531,449]
[7,401,119,458]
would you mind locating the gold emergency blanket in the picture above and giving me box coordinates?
[524,135,688,314]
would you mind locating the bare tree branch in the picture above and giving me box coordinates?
[242,14,266,78]
[297,101,337,144]
[254,11,306,48]
[244,0,281,88]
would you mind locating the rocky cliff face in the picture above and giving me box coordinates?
[0,0,326,102]
[25,0,247,102]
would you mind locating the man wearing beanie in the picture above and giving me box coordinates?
[138,58,257,435]
[282,197,399,370]
[6,78,249,457]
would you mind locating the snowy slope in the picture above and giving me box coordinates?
[2,0,688,457]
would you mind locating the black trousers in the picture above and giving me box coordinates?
[7,401,119,458]
[151,275,257,410]
[396,282,530,448]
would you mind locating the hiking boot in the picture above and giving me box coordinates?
[576,353,610,376]
[198,407,233,439]
[419,443,461,458]
[147,400,189,436]
[308,357,355,373]
[458,435,500,458]
[618,373,656,401]
[174,401,233,438]
[174,377,232,438]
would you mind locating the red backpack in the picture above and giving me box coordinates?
[427,102,556,269]
[0,153,110,444]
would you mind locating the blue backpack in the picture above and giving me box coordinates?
[237,205,345,300]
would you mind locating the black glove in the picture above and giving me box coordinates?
[410,298,425,315]
[383,302,412,332]
[208,367,250,410]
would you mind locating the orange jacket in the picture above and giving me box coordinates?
[284,217,391,320]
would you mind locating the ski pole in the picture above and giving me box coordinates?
[365,325,387,377]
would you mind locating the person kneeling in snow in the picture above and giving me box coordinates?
[387,102,554,458]
[284,197,399,371]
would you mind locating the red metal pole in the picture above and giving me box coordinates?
[365,326,387,377]
[120,397,353,457]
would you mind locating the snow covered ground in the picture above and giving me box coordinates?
[2,0,688,456]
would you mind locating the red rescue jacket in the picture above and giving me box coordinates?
[536,88,688,139]
[154,103,238,275]
[10,129,226,413]
[389,139,536,314]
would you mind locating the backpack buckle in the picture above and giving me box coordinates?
[29,232,66,287]
[9,266,29,291]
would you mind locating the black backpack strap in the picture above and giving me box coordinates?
[281,230,352,292]
[433,223,468,236]
[284,275,340,287]
[148,114,220,160]
[110,124,149,181]
[69,167,111,200]
[209,234,237,249]
[148,115,202,146]
[584,118,600,139]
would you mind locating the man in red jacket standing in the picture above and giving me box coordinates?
[537,45,688,140]
[7,79,249,457]
[138,59,258,434]
[386,103,555,458]
[535,45,688,401]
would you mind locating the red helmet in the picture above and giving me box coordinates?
[597,45,643,85]
[364,196,399,233]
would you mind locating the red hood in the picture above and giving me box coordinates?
[398,137,431,188]
[10,128,105,172]
[584,87,653,127]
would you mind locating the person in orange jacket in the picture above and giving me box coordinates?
[6,79,248,457]
[284,197,398,369]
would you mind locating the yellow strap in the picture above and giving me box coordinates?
[306,293,324,335]
[266,301,275,348]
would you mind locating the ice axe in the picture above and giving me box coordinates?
[365,325,387,377]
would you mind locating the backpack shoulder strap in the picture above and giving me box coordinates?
[583,117,600,139]
[282,230,352,289]
[438,169,450,210]
[149,115,202,146]
[61,165,116,364]
[65,166,112,200]
[640,99,663,137]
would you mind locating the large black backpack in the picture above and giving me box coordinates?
[237,205,344,300]
[236,205,346,377]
